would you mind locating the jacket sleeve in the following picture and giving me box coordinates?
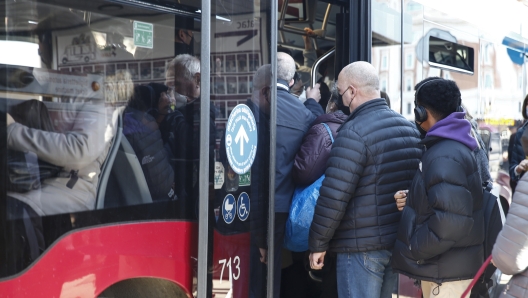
[510,126,526,182]
[304,98,324,121]
[409,156,476,261]
[7,103,106,170]
[293,124,332,186]
[303,49,317,68]
[309,128,367,252]
[492,176,528,275]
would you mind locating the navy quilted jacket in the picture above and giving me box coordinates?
[309,98,421,253]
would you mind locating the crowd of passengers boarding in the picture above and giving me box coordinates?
[4,13,528,298]
[260,52,526,298]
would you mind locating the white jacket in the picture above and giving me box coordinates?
[492,174,528,297]
[7,101,110,216]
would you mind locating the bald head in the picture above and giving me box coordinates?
[277,52,296,82]
[337,61,381,112]
[340,61,380,95]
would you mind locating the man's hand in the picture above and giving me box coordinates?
[309,251,326,270]
[306,83,321,102]
[6,113,14,126]
[259,248,268,264]
[302,28,314,51]
[394,190,408,211]
[516,159,528,174]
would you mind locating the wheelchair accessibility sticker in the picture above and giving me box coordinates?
[222,194,236,224]
[237,192,250,221]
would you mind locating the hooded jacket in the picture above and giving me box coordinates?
[392,112,485,283]
[309,98,421,253]
[293,111,348,186]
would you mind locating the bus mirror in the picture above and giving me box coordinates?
[428,36,474,75]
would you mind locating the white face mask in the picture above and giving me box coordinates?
[298,88,307,103]
[174,92,189,108]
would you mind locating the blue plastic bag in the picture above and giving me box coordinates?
[284,174,325,252]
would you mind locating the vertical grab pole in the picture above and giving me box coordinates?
[267,0,278,296]
[197,0,211,296]
[400,0,404,115]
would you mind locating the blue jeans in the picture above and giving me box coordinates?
[336,250,397,298]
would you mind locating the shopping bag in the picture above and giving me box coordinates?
[461,255,493,298]
[284,174,325,252]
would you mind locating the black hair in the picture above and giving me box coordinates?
[522,94,528,120]
[10,99,54,132]
[318,79,330,112]
[128,85,152,112]
[293,72,301,83]
[277,46,292,56]
[414,77,461,120]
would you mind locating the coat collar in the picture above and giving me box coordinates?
[338,98,388,132]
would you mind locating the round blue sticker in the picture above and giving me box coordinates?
[225,104,257,174]
[222,194,236,224]
[237,192,250,221]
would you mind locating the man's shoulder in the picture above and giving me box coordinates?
[342,108,415,133]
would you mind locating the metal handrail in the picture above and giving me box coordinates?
[311,47,335,87]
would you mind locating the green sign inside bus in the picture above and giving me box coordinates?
[133,21,154,49]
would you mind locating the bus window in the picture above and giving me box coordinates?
[1,1,202,295]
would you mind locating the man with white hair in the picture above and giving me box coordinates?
[308,61,421,298]
[259,52,324,297]
[160,54,215,214]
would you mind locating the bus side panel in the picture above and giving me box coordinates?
[0,221,197,298]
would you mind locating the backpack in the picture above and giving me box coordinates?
[284,123,333,252]
[470,186,505,298]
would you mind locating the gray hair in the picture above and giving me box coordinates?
[341,61,379,94]
[277,52,296,82]
[166,54,200,81]
[252,64,272,92]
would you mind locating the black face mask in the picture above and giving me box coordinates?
[335,90,350,115]
[415,121,427,139]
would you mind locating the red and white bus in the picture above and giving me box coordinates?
[0,0,526,297]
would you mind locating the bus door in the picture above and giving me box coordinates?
[203,0,275,297]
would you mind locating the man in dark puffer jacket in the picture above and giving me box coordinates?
[308,61,421,298]
[391,77,485,298]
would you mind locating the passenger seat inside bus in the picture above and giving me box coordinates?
[95,110,153,209]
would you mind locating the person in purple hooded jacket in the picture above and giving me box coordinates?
[391,77,485,298]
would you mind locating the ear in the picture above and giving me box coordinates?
[289,79,294,87]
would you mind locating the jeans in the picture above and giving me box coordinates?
[336,250,397,298]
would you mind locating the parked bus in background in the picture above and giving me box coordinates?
[0,0,527,297]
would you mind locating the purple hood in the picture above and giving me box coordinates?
[426,111,477,151]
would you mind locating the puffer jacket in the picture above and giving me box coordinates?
[7,101,108,216]
[309,98,421,253]
[492,169,528,297]
[392,112,485,283]
[123,107,175,201]
[292,111,348,186]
